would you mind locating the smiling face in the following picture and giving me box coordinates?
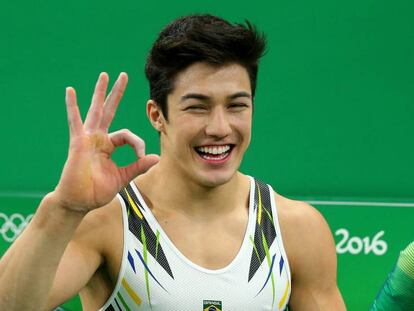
[148,62,253,188]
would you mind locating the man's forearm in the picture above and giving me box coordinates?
[0,193,85,311]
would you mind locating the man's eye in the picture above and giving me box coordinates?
[229,103,249,109]
[185,105,206,111]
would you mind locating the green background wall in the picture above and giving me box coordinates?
[1,0,413,310]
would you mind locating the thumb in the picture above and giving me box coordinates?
[120,154,160,184]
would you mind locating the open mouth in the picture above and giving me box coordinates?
[195,144,234,161]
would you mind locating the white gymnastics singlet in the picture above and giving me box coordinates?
[99,177,291,311]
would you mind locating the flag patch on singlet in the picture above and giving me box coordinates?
[203,299,222,311]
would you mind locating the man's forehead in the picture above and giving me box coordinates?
[171,62,252,97]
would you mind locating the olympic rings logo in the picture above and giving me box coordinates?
[0,213,33,243]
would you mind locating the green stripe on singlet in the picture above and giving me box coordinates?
[117,292,132,311]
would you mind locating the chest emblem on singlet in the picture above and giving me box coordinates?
[203,299,222,311]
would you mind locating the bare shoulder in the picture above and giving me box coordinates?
[71,196,122,258]
[274,193,334,258]
[273,193,336,277]
[274,193,346,310]
[275,193,326,225]
[73,197,121,239]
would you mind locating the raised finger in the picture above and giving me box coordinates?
[65,87,82,137]
[99,72,128,131]
[109,129,146,158]
[84,72,109,131]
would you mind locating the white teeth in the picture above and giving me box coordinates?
[202,152,228,161]
[197,145,231,155]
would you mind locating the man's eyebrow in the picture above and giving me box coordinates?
[180,91,252,102]
[228,91,252,100]
[180,93,210,102]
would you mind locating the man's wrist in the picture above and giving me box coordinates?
[33,192,87,234]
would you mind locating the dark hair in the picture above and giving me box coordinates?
[145,14,266,119]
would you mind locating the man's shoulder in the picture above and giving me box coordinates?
[81,196,121,228]
[71,196,122,251]
[274,193,335,270]
[275,193,326,228]
[273,193,344,308]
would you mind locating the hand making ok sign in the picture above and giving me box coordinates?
[54,72,159,213]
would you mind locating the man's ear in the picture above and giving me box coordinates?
[146,100,166,132]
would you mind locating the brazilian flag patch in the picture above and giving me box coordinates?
[203,299,222,311]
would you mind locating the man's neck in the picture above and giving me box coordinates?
[135,163,250,219]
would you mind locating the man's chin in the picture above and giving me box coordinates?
[196,171,237,189]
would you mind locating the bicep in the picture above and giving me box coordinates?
[285,203,346,310]
[289,282,345,311]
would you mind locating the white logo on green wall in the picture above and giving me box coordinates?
[335,228,388,255]
[0,213,33,243]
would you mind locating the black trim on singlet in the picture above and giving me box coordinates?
[119,185,174,279]
[104,304,115,311]
[248,179,277,282]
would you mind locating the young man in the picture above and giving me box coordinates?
[0,15,346,310]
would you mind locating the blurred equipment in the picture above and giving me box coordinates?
[370,241,414,310]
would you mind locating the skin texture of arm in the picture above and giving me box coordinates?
[0,194,86,310]
[0,73,159,310]
[276,195,347,310]
[45,197,123,310]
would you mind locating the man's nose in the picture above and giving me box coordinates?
[205,107,232,138]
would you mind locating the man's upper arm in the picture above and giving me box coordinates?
[281,200,346,310]
[45,207,108,310]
